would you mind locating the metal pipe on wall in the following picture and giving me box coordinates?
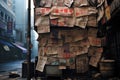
[27,0,31,80]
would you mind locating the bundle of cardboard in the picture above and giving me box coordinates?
[36,28,103,72]
[34,0,106,33]
[35,0,105,73]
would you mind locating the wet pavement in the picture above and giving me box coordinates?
[0,59,36,80]
[0,60,23,72]
[0,59,120,80]
[0,60,22,79]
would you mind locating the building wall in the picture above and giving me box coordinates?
[13,0,28,44]
[0,0,15,41]
[13,0,38,58]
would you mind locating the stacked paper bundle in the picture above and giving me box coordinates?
[34,0,105,73]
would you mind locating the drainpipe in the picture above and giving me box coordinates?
[27,0,31,80]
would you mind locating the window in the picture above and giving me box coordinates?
[1,11,4,18]
[5,14,7,21]
[11,18,13,22]
[8,16,10,21]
